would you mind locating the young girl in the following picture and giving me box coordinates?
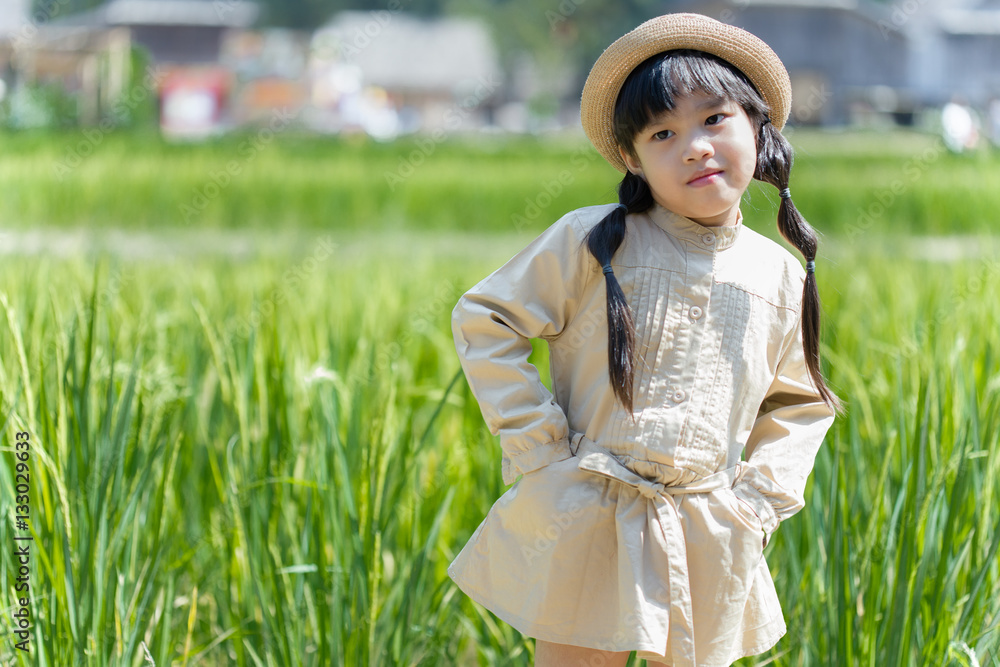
[449,13,842,667]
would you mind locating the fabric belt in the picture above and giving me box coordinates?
[571,434,742,667]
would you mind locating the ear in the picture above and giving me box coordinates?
[618,145,643,178]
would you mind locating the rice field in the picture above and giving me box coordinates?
[0,129,998,666]
[1,126,999,235]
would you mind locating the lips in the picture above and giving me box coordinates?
[687,168,723,185]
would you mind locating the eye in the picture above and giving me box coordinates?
[706,113,725,126]
[653,129,674,140]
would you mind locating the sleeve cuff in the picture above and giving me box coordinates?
[501,438,573,486]
[732,480,780,547]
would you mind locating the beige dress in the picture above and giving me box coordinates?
[448,201,836,666]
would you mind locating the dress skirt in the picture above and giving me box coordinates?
[448,435,788,667]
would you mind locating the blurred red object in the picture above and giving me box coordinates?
[159,66,232,138]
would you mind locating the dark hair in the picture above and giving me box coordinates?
[586,49,842,415]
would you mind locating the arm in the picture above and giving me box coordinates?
[452,211,595,486]
[733,306,836,547]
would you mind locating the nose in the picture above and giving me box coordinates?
[683,133,714,162]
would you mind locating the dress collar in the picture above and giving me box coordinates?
[644,201,742,251]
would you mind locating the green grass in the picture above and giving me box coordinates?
[0,131,998,665]
[0,237,997,666]
[1,127,1000,235]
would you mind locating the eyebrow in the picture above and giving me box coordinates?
[650,95,727,124]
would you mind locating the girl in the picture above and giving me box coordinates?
[449,13,842,667]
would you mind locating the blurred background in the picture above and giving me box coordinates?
[1,0,999,141]
[0,0,997,237]
[1,2,999,666]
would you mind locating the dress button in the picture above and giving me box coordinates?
[702,232,715,245]
[689,306,703,320]
[672,389,686,403]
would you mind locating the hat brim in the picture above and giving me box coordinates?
[581,13,792,174]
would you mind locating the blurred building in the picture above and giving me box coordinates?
[6,0,996,135]
[0,3,501,139]
[221,28,311,125]
[96,0,258,63]
[0,0,30,105]
[0,0,259,134]
[930,3,1000,106]
[686,0,1000,126]
[308,11,502,137]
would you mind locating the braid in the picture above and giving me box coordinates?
[756,121,843,414]
[585,171,654,416]
[599,49,841,415]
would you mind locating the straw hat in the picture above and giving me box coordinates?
[581,13,792,174]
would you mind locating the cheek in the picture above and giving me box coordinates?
[733,137,759,185]
[740,150,759,183]
[725,116,760,184]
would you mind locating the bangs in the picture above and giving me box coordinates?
[613,49,767,158]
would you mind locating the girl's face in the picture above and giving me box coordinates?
[618,91,758,228]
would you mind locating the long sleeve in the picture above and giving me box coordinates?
[733,305,836,547]
[452,211,596,486]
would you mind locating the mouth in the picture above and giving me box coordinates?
[687,169,723,186]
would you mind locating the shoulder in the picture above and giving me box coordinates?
[736,226,807,280]
[558,203,619,238]
[517,203,617,258]
[724,225,807,311]
[467,205,612,288]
